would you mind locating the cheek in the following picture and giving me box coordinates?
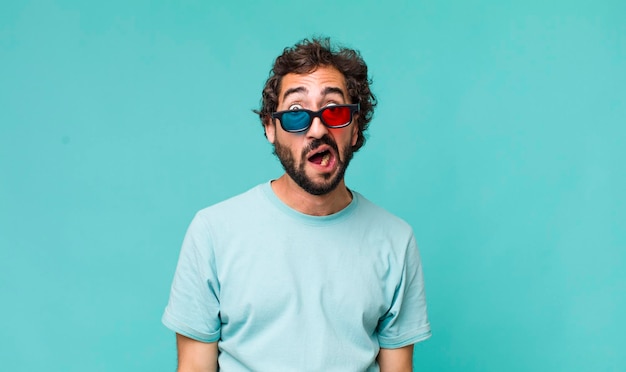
[328,129,357,149]
[275,132,305,155]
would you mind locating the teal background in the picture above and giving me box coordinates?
[1,0,624,371]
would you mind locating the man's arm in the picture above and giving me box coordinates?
[377,344,414,372]
[176,333,218,372]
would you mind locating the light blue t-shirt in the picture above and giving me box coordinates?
[163,182,431,371]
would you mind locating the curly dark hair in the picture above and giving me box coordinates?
[255,37,377,152]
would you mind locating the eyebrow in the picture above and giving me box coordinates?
[282,86,346,102]
[321,87,346,99]
[282,87,307,101]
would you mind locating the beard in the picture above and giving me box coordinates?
[273,135,354,196]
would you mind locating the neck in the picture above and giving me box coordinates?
[270,174,353,216]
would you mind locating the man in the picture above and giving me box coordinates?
[162,37,431,371]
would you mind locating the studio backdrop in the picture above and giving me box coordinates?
[1,1,624,371]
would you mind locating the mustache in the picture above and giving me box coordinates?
[302,135,339,156]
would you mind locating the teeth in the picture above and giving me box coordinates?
[320,153,330,166]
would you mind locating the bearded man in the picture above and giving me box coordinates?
[163,37,431,372]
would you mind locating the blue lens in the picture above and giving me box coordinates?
[282,111,311,132]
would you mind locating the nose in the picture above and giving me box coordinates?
[306,117,329,139]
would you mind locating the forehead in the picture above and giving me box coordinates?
[278,66,347,104]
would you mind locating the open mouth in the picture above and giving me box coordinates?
[308,148,334,167]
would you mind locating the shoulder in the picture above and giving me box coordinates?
[184,183,269,236]
[352,191,414,235]
[195,183,267,218]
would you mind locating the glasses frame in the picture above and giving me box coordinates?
[271,104,360,133]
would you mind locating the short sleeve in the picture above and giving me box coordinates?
[162,212,221,342]
[376,234,431,348]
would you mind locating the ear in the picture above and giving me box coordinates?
[264,116,276,144]
[350,114,359,147]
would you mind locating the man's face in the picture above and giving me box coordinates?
[265,66,359,196]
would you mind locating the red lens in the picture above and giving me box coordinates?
[321,106,351,126]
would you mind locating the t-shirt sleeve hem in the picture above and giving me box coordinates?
[378,323,432,349]
[162,310,220,343]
